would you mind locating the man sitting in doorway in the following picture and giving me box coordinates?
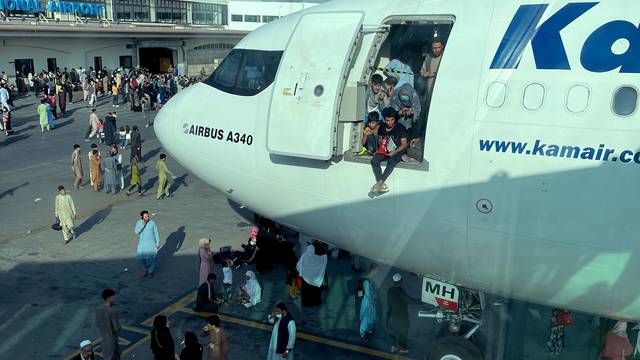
[370,107,408,194]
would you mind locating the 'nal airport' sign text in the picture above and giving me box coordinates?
[0,0,105,16]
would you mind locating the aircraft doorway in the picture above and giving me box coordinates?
[347,17,454,168]
[139,47,174,73]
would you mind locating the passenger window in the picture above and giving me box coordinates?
[204,49,284,96]
[612,86,638,116]
[349,17,454,167]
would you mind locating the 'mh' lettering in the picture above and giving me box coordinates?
[441,286,456,299]
[425,281,440,295]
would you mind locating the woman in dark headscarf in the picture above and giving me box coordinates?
[179,331,203,360]
[150,315,176,360]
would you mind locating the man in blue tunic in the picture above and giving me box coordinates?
[135,210,160,278]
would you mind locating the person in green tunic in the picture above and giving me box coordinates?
[37,98,49,132]
[54,185,76,244]
[155,153,175,199]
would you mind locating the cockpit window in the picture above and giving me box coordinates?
[204,49,283,96]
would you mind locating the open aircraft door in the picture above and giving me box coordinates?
[267,12,364,160]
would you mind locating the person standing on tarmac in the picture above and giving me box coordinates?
[125,156,142,196]
[54,185,77,244]
[71,144,84,189]
[358,264,379,341]
[129,125,142,163]
[155,153,175,199]
[386,273,420,354]
[95,289,122,360]
[135,210,160,278]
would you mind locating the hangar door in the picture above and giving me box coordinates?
[267,12,364,160]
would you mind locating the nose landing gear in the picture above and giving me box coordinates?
[419,287,485,360]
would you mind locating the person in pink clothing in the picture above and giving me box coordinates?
[599,321,634,360]
[198,238,213,285]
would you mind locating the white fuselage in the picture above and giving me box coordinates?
[156,0,640,320]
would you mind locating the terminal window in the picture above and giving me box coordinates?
[262,15,279,23]
[244,15,260,23]
[231,14,243,22]
[192,2,227,26]
[157,0,187,23]
[113,0,151,22]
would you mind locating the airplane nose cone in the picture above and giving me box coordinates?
[154,97,177,152]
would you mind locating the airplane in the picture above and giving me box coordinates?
[155,0,640,358]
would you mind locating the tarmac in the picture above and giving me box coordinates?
[0,92,608,359]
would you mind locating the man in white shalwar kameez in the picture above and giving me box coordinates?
[267,303,296,360]
[54,185,76,243]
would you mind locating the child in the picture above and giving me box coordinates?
[97,119,105,143]
[124,125,131,149]
[222,259,233,304]
[118,126,126,149]
[2,107,13,136]
[359,111,381,155]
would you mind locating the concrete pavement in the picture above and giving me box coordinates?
[0,93,605,359]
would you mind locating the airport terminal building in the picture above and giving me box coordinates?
[0,0,246,78]
[0,0,325,80]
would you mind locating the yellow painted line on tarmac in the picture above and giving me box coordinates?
[180,307,411,360]
[68,290,411,360]
[123,325,149,335]
[63,326,148,359]
[141,291,197,327]
[122,334,151,356]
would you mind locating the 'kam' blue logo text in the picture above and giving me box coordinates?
[491,2,640,73]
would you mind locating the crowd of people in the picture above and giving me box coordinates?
[9,50,631,360]
[1,64,204,136]
[360,39,444,194]
[65,217,419,360]
[56,192,424,360]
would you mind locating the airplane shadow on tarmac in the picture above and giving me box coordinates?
[0,251,411,359]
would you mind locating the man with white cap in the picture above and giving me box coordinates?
[70,340,95,360]
[386,273,420,354]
